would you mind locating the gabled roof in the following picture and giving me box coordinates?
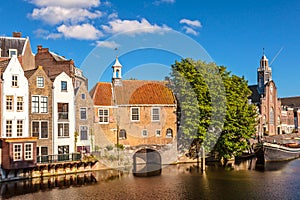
[50,51,68,61]
[280,96,300,108]
[0,58,11,74]
[0,36,27,58]
[24,68,37,79]
[90,82,113,106]
[248,85,261,104]
[114,80,176,105]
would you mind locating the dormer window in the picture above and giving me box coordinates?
[61,81,67,91]
[37,76,44,88]
[9,49,17,57]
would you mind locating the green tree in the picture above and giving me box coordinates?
[168,58,256,160]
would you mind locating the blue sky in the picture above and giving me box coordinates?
[1,0,300,97]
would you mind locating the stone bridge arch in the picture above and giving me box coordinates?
[133,147,162,177]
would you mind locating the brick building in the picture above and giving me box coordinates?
[90,57,177,149]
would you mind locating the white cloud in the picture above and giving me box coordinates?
[57,24,103,40]
[96,41,120,49]
[102,18,170,35]
[28,0,100,8]
[108,12,118,19]
[179,19,202,28]
[30,7,102,25]
[153,0,175,5]
[182,26,198,36]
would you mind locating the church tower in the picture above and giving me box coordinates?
[257,51,272,95]
[112,56,122,86]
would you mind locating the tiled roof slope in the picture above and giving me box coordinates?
[24,68,37,79]
[0,58,10,73]
[0,37,26,57]
[90,82,113,106]
[248,85,261,104]
[114,80,176,105]
[280,96,300,108]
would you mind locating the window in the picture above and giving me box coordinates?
[166,128,173,138]
[156,129,161,137]
[37,76,44,88]
[81,94,86,100]
[119,129,127,139]
[25,143,33,160]
[58,145,69,154]
[17,96,23,111]
[33,121,48,138]
[152,108,160,121]
[98,108,109,123]
[12,75,18,87]
[270,108,274,125]
[61,81,67,91]
[58,123,69,137]
[9,49,17,58]
[80,108,87,120]
[13,144,22,161]
[41,96,48,113]
[142,129,148,137]
[32,96,39,113]
[6,96,13,111]
[6,120,12,137]
[131,107,140,121]
[58,103,68,120]
[80,126,88,140]
[17,120,23,137]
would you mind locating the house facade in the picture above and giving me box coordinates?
[25,66,53,157]
[0,56,37,170]
[90,58,177,149]
[52,72,75,155]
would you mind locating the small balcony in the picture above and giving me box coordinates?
[58,112,68,120]
[37,153,81,164]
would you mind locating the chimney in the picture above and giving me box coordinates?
[12,32,22,38]
[37,45,49,53]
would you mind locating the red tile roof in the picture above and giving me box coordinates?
[90,82,113,106]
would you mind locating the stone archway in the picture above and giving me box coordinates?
[133,148,162,177]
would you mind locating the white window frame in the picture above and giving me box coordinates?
[32,121,49,139]
[17,96,23,112]
[131,107,140,122]
[58,123,69,137]
[40,96,48,113]
[9,49,17,58]
[32,95,48,113]
[6,95,13,111]
[12,75,18,87]
[24,143,33,160]
[80,107,87,120]
[98,108,109,124]
[13,144,22,161]
[151,107,160,122]
[17,120,23,137]
[37,76,44,88]
[6,120,12,137]
[80,125,88,140]
[142,129,148,137]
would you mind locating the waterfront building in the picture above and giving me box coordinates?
[25,66,53,156]
[52,72,75,155]
[279,96,300,133]
[90,57,177,149]
[249,53,282,137]
[0,55,37,171]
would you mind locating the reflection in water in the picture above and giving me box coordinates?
[4,159,300,200]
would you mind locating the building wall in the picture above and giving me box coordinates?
[52,72,75,154]
[20,39,35,71]
[28,66,53,154]
[2,56,29,138]
[75,83,94,152]
[259,81,281,136]
[93,105,177,148]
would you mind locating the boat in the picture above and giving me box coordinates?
[255,142,300,162]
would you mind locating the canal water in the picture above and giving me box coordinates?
[2,158,300,200]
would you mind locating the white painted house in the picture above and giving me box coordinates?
[2,55,29,138]
[52,72,75,155]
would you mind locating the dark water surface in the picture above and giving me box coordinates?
[3,159,300,200]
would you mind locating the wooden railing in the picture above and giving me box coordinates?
[37,153,81,164]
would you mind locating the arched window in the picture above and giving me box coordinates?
[119,129,126,139]
[270,108,274,125]
[166,128,173,138]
